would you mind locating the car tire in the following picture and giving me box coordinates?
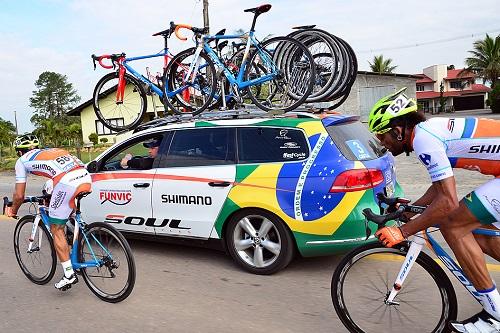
[225,209,295,275]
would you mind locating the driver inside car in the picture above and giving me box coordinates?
[120,137,161,170]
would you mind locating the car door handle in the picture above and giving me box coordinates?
[208,181,231,187]
[133,183,150,188]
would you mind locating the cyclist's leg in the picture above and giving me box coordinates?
[441,178,500,325]
[49,169,92,290]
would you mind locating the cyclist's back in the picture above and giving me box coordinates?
[15,148,85,184]
[412,117,500,180]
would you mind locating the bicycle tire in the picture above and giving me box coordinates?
[331,242,457,333]
[163,48,217,116]
[78,222,136,303]
[13,215,57,285]
[93,72,147,131]
[245,36,315,112]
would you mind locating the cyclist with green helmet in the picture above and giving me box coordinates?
[368,87,500,332]
[7,135,92,292]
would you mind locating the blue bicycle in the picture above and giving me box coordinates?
[331,193,500,332]
[91,25,217,131]
[5,192,136,303]
[165,4,316,113]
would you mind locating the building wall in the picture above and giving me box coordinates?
[334,74,417,121]
[423,64,447,91]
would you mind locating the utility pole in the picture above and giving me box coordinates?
[202,0,209,33]
[14,110,18,135]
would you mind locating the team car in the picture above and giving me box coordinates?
[84,112,403,274]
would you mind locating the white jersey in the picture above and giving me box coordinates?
[412,117,500,182]
[15,148,85,184]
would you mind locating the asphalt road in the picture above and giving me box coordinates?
[0,112,498,332]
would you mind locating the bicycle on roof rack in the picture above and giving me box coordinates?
[91,25,217,132]
[164,4,316,114]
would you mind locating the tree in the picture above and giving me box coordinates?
[447,64,455,70]
[29,71,81,126]
[67,121,83,158]
[488,84,500,114]
[100,137,109,144]
[439,81,446,113]
[368,55,397,74]
[0,117,16,160]
[88,133,98,146]
[464,34,500,89]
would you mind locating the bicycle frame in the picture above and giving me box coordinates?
[185,30,278,90]
[385,227,500,305]
[28,204,111,270]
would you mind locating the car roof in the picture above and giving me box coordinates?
[131,111,358,136]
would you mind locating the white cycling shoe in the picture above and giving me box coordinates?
[54,273,78,291]
[450,310,500,332]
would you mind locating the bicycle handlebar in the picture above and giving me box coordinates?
[91,53,125,70]
[362,193,427,229]
[170,21,208,41]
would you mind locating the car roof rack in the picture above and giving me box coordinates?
[133,109,271,133]
[132,106,347,133]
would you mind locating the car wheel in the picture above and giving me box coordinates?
[225,209,295,275]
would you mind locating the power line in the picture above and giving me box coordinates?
[359,28,500,53]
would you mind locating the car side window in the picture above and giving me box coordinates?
[100,135,164,171]
[237,127,309,163]
[163,128,235,167]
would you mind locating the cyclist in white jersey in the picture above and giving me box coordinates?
[368,88,500,332]
[6,135,92,291]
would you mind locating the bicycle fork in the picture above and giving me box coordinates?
[385,231,426,305]
[27,215,45,253]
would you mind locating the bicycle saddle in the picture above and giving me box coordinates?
[152,28,173,37]
[292,25,317,30]
[76,191,92,200]
[244,4,272,15]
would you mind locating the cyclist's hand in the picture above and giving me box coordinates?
[4,206,18,219]
[375,227,405,247]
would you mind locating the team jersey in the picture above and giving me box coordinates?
[15,148,85,184]
[412,117,500,182]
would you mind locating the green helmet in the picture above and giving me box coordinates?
[14,134,40,153]
[368,87,417,134]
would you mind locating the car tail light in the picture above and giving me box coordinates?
[330,169,384,193]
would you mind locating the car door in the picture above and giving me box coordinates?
[152,127,236,238]
[82,133,167,235]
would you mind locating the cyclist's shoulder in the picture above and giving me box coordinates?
[32,148,70,160]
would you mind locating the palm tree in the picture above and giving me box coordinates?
[464,34,500,88]
[368,55,397,74]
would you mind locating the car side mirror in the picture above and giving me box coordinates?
[86,161,98,173]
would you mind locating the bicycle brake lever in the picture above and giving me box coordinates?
[91,54,99,70]
[364,218,372,240]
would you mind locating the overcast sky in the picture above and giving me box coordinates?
[1,0,499,133]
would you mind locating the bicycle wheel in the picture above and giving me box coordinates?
[163,48,217,116]
[331,242,457,333]
[245,36,315,112]
[13,215,57,285]
[93,72,147,131]
[78,222,135,303]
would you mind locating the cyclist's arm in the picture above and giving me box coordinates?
[400,176,458,236]
[401,128,458,235]
[11,159,27,216]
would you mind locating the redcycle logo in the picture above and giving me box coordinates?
[100,189,132,205]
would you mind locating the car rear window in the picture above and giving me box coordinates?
[326,121,386,161]
[237,127,309,163]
